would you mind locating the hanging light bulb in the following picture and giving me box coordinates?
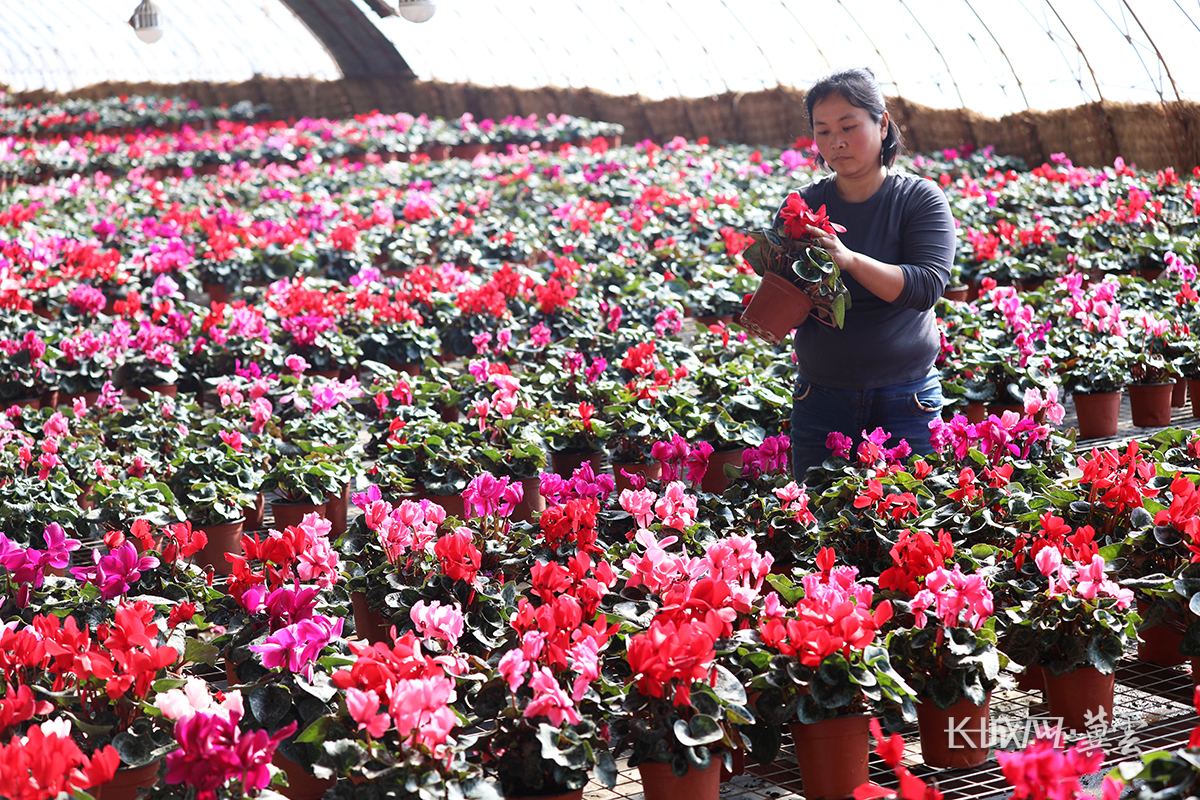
[396,0,436,23]
[128,0,164,43]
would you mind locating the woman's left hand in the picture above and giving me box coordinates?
[807,224,853,271]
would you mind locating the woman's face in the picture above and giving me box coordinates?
[811,92,888,178]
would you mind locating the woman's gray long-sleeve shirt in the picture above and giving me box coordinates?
[781,171,956,390]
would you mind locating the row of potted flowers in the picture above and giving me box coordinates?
[4,406,1200,800]
[0,106,625,184]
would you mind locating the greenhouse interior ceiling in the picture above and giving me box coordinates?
[3,0,1198,120]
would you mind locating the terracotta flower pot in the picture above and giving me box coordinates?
[916,694,991,769]
[271,500,327,531]
[204,283,231,304]
[0,394,41,412]
[351,590,391,645]
[510,475,546,523]
[59,389,100,408]
[637,759,721,800]
[1043,665,1115,732]
[1173,377,1189,408]
[451,142,486,160]
[942,285,969,302]
[192,519,244,575]
[550,450,603,479]
[1015,664,1045,694]
[1128,381,1174,427]
[125,383,178,401]
[325,483,350,536]
[1136,600,1187,666]
[612,461,663,494]
[701,449,743,495]
[424,492,465,519]
[694,314,734,328]
[93,760,160,800]
[1073,391,1122,439]
[1190,379,1200,419]
[963,401,987,424]
[273,752,335,800]
[243,492,265,531]
[507,789,583,800]
[789,716,870,800]
[739,271,814,345]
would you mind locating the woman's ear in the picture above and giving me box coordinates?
[880,110,890,137]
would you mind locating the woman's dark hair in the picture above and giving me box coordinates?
[805,67,903,168]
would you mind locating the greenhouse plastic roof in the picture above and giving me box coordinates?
[3,0,1198,118]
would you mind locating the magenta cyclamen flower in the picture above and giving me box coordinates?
[71,542,158,600]
[462,473,523,519]
[165,701,296,798]
[250,614,344,679]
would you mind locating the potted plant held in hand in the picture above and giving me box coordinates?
[739,193,853,344]
[887,564,1006,768]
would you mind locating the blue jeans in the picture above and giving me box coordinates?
[790,372,943,479]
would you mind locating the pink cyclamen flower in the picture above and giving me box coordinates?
[388,675,458,755]
[285,354,310,375]
[250,614,344,679]
[620,488,657,529]
[410,599,465,647]
[346,688,391,738]
[524,666,581,726]
[529,322,552,347]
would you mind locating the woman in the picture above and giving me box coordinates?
[785,67,956,478]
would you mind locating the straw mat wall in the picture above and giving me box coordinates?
[12,77,1200,170]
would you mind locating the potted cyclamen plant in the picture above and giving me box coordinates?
[1001,546,1138,729]
[470,552,619,800]
[1126,311,1181,427]
[738,550,915,800]
[259,453,346,529]
[886,563,1006,768]
[738,192,853,343]
[167,444,263,575]
[313,630,501,800]
[610,613,754,800]
[0,326,51,408]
